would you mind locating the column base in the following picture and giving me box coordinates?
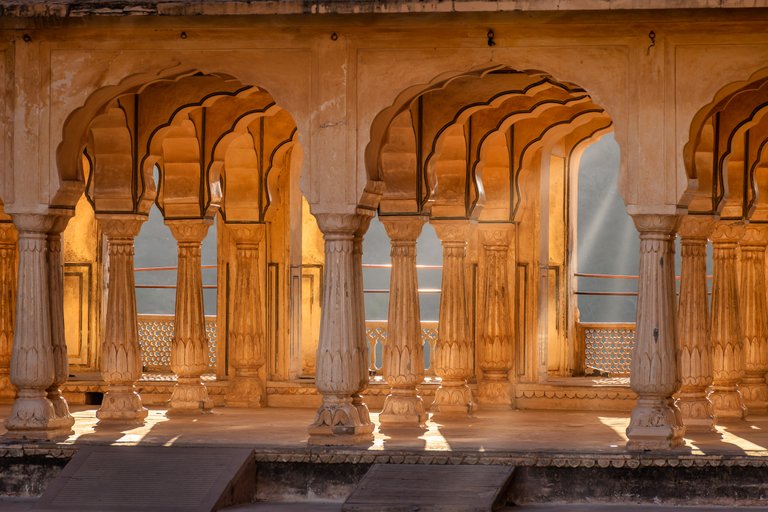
[226,374,265,408]
[477,378,512,405]
[432,381,475,417]
[308,395,374,446]
[710,386,747,420]
[675,391,716,432]
[47,387,75,430]
[379,389,427,426]
[351,394,372,425]
[626,397,685,451]
[97,386,148,424]
[4,390,73,440]
[0,372,15,402]
[168,377,213,414]
[740,376,768,415]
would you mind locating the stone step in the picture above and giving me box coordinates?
[342,464,514,512]
[30,446,254,512]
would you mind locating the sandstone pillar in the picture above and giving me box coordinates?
[4,214,72,439]
[308,213,373,445]
[96,216,148,423]
[166,219,213,413]
[477,225,514,405]
[0,222,17,401]
[431,220,474,416]
[46,216,75,431]
[226,223,266,408]
[739,225,768,415]
[710,221,746,420]
[675,215,715,431]
[626,214,684,450]
[352,214,373,424]
[379,216,427,426]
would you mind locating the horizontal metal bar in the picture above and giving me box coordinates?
[363,263,442,269]
[135,285,218,289]
[575,272,713,280]
[364,288,442,294]
[574,291,638,296]
[134,265,217,272]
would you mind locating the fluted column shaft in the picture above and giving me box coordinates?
[478,225,514,405]
[432,220,474,416]
[675,216,715,431]
[166,219,213,414]
[710,221,746,420]
[379,216,427,426]
[46,216,75,431]
[626,214,684,450]
[0,222,17,402]
[738,225,768,414]
[97,216,148,423]
[5,214,72,439]
[226,223,266,408]
[308,213,374,445]
[352,215,373,424]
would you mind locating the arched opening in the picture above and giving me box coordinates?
[56,71,313,416]
[363,66,617,417]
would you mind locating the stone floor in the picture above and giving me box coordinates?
[0,405,767,456]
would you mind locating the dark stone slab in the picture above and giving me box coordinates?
[342,464,514,512]
[31,446,253,512]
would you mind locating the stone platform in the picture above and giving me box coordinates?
[2,405,768,508]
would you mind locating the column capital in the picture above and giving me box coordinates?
[711,220,745,243]
[380,215,427,242]
[478,223,513,246]
[166,218,212,243]
[677,215,715,240]
[227,222,266,245]
[12,213,55,234]
[97,214,146,239]
[631,213,679,234]
[740,224,768,247]
[432,220,471,243]
[0,223,18,244]
[314,212,362,237]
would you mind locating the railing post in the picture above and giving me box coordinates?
[675,215,715,431]
[710,221,746,420]
[626,213,684,450]
[166,219,214,414]
[379,215,428,426]
[308,213,374,445]
[738,224,768,415]
[432,220,474,417]
[96,215,148,423]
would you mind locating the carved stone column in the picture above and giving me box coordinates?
[710,221,747,420]
[432,220,474,416]
[46,215,75,431]
[379,216,427,426]
[626,214,684,450]
[739,224,768,415]
[477,225,514,405]
[675,216,715,431]
[308,213,374,445]
[226,223,266,408]
[0,222,17,401]
[96,215,148,423]
[5,214,71,439]
[352,214,373,424]
[166,219,214,414]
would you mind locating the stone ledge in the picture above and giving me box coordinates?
[0,0,766,17]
